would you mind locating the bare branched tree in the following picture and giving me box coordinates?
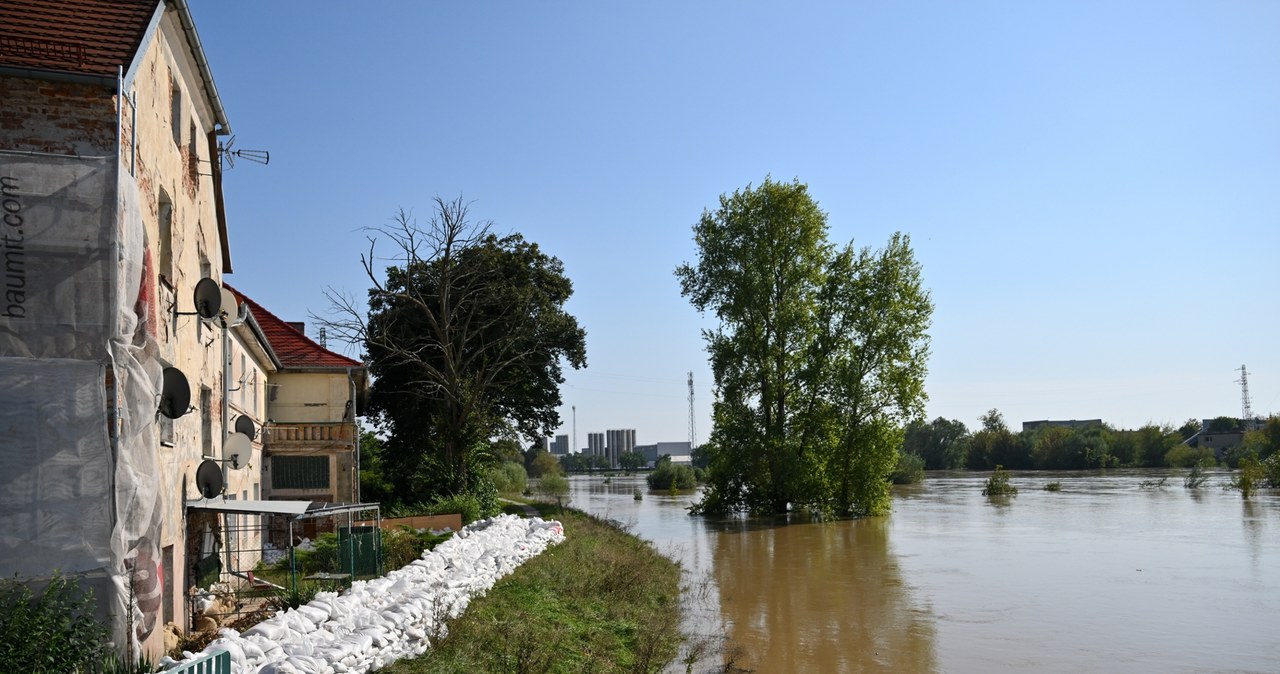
[316,197,586,499]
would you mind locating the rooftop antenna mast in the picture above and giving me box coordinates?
[688,371,697,450]
[217,135,270,170]
[1237,364,1253,422]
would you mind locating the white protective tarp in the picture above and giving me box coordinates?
[0,357,112,576]
[0,151,163,654]
[0,154,116,361]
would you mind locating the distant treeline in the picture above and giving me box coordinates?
[903,410,1280,471]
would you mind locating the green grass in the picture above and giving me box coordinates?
[383,508,683,674]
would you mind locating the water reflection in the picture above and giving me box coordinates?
[711,516,937,673]
[568,472,1280,673]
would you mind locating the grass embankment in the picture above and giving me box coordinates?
[385,505,683,674]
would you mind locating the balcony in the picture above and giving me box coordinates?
[267,422,354,450]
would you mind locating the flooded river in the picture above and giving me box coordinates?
[568,470,1280,673]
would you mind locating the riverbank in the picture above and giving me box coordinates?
[383,504,684,674]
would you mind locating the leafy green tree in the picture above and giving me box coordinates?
[357,429,396,504]
[328,199,587,502]
[1241,416,1280,461]
[690,445,710,469]
[890,452,925,484]
[1177,418,1202,441]
[559,453,585,473]
[1029,425,1075,469]
[677,178,932,516]
[528,448,562,478]
[968,410,1028,470]
[488,461,528,495]
[1127,425,1179,467]
[1207,416,1241,433]
[618,450,648,470]
[537,474,570,510]
[902,417,970,469]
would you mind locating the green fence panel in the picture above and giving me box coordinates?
[338,525,379,577]
[164,649,230,674]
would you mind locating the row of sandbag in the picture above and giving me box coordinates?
[161,514,565,674]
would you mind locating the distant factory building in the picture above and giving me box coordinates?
[606,429,636,467]
[1021,419,1103,433]
[587,432,605,459]
[552,434,569,455]
[635,441,693,467]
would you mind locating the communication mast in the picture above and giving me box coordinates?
[687,371,697,450]
[1237,364,1253,422]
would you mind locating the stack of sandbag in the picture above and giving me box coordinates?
[160,514,565,674]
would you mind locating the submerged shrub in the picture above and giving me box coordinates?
[1230,456,1266,498]
[1184,461,1211,488]
[982,465,1018,496]
[1043,481,1062,492]
[647,463,697,491]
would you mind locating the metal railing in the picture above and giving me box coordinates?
[162,649,230,674]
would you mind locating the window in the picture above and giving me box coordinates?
[161,546,173,626]
[158,191,173,284]
[170,74,182,147]
[159,414,174,447]
[200,386,212,459]
[271,455,330,490]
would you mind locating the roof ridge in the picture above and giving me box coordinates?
[224,283,362,369]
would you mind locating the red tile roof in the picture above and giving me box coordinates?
[226,284,363,370]
[0,0,159,78]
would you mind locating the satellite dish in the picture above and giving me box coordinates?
[192,278,222,320]
[195,459,223,499]
[159,367,191,419]
[223,432,251,469]
[219,287,239,323]
[234,415,256,441]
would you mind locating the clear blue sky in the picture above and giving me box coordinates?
[191,1,1279,447]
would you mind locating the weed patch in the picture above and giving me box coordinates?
[384,509,682,673]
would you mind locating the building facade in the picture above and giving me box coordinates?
[0,0,252,656]
[229,289,367,506]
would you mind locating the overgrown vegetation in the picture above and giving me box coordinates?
[982,466,1018,497]
[1043,481,1062,492]
[0,572,139,674]
[384,509,683,674]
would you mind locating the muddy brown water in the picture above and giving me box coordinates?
[567,470,1280,673]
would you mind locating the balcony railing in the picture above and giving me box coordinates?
[267,422,354,448]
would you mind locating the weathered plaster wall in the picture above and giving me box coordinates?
[269,372,353,423]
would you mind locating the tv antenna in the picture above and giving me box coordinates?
[217,135,270,170]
